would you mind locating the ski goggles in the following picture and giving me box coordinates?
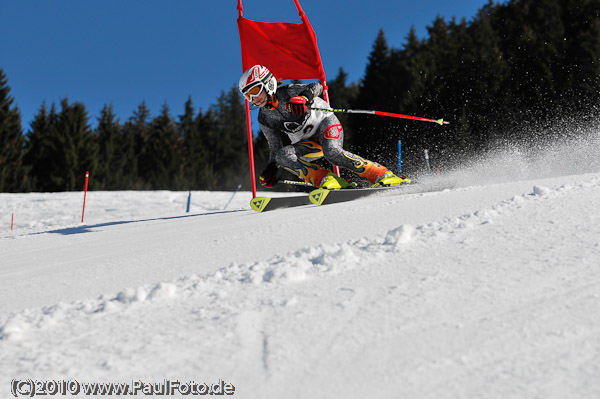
[242,83,264,101]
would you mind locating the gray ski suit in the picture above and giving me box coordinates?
[258,82,378,180]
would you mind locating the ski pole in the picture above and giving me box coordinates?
[310,107,449,126]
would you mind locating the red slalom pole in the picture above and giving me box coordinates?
[81,171,89,223]
[11,213,14,230]
[243,101,258,198]
[311,107,449,126]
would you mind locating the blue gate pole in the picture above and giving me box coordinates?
[424,149,432,176]
[398,140,402,175]
[186,191,191,213]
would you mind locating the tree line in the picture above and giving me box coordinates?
[344,0,600,174]
[0,73,266,192]
[2,0,600,192]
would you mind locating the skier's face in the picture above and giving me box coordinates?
[252,91,268,107]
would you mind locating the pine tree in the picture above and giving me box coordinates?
[25,103,58,191]
[327,68,359,143]
[351,29,393,159]
[394,26,426,111]
[142,103,184,189]
[0,69,30,192]
[559,0,600,110]
[122,103,151,189]
[179,97,211,189]
[205,87,249,190]
[463,1,511,147]
[179,97,196,142]
[57,100,98,191]
[95,105,122,189]
[357,29,392,110]
[25,99,97,191]
[494,0,566,121]
[195,108,218,189]
[58,99,98,191]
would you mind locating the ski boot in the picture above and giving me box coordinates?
[320,173,355,190]
[372,171,411,187]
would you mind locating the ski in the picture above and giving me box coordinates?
[252,179,449,211]
[308,185,406,206]
[250,194,312,212]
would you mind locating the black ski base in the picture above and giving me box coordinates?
[250,184,416,212]
[308,186,405,206]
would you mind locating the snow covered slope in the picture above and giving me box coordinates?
[1,134,600,398]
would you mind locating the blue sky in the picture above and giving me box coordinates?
[1,0,501,129]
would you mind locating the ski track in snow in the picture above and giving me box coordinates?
[1,172,599,398]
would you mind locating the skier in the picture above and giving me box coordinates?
[239,64,409,190]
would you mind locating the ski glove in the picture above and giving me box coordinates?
[286,96,309,115]
[260,162,279,188]
[286,88,315,115]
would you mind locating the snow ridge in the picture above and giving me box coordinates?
[2,177,597,343]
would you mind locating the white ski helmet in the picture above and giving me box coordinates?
[239,65,277,101]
